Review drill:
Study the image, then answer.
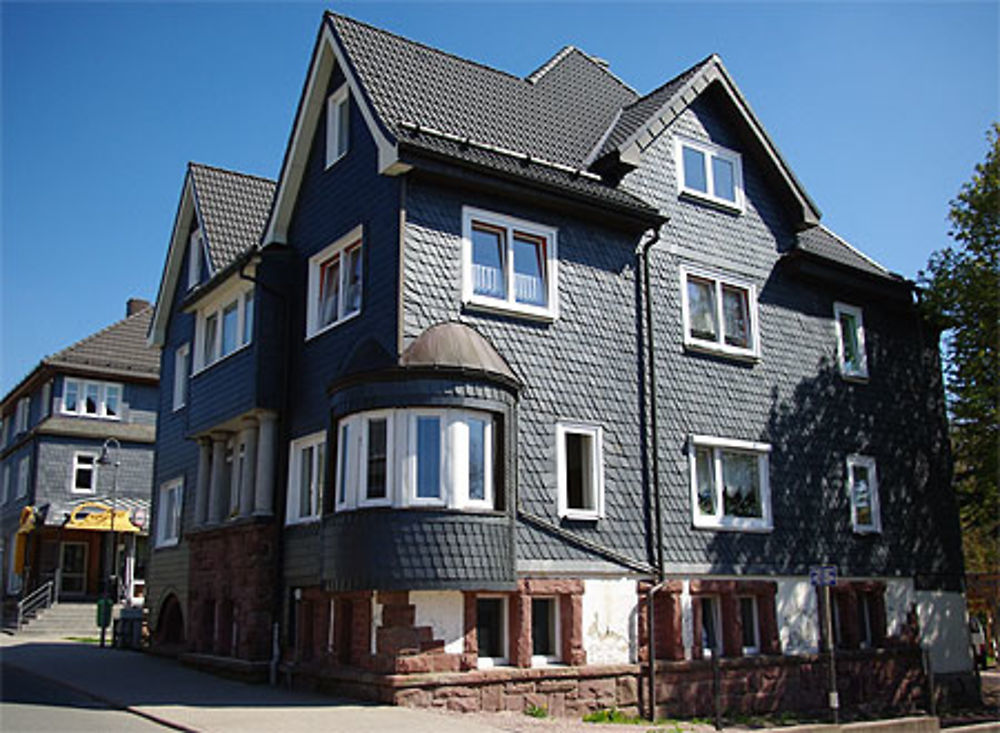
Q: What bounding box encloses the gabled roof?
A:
[591,54,821,228]
[2,306,158,412]
[148,163,275,346]
[795,225,904,283]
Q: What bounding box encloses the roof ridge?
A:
[815,224,893,276]
[327,12,526,85]
[46,305,152,366]
[527,44,637,96]
[525,45,576,84]
[188,161,277,186]
[622,53,716,112]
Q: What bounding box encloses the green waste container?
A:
[96,598,113,629]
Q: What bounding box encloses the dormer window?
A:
[187,229,205,290]
[60,380,122,420]
[325,84,350,168]
[675,136,744,212]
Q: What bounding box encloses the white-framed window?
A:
[193,280,255,372]
[16,456,29,498]
[306,225,363,339]
[680,265,759,359]
[556,421,604,520]
[61,379,123,420]
[531,596,561,666]
[286,431,326,524]
[187,229,206,290]
[675,135,745,211]
[2,465,10,504]
[834,302,868,380]
[70,452,98,494]
[173,343,190,411]
[846,454,881,534]
[325,83,350,168]
[689,435,772,532]
[40,381,51,419]
[700,595,723,658]
[461,206,558,321]
[476,595,509,668]
[739,596,761,655]
[335,408,498,512]
[15,397,29,434]
[156,477,183,547]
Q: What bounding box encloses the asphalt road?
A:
[1,663,166,732]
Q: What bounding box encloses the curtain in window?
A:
[687,278,717,340]
[722,286,749,347]
[722,451,761,517]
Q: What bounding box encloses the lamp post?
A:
[97,437,120,648]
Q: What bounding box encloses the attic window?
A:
[325,84,350,168]
[675,136,744,212]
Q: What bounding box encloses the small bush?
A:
[525,703,548,718]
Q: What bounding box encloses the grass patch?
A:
[525,703,548,718]
[63,636,101,644]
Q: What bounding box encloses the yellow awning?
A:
[65,502,142,534]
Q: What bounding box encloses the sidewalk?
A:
[1,636,507,732]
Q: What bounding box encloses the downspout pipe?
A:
[640,225,666,720]
[239,255,292,686]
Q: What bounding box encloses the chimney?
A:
[127,298,151,317]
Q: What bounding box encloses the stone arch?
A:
[155,592,186,648]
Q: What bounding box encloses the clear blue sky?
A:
[2,2,997,395]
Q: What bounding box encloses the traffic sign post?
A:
[810,566,839,724]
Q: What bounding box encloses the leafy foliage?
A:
[918,123,1000,573]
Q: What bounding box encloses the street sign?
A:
[809,565,837,587]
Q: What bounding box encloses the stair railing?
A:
[16,580,55,630]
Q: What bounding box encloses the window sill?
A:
[192,341,252,377]
[683,339,759,363]
[692,517,772,533]
[463,296,556,324]
[59,412,123,422]
[839,371,870,383]
[70,489,96,495]
[155,538,180,549]
[286,516,320,527]
[306,308,361,342]
[852,526,881,536]
[560,509,602,522]
[679,189,744,215]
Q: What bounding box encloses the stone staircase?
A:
[12,601,102,639]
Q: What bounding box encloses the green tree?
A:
[919,123,1000,574]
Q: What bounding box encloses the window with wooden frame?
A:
[834,302,869,379]
[193,281,255,372]
[680,265,759,359]
[307,225,363,339]
[286,431,326,524]
[325,83,350,168]
[556,421,604,520]
[689,435,772,532]
[71,452,98,494]
[61,379,122,420]
[156,478,183,547]
[675,135,745,212]
[462,206,558,321]
[846,454,881,534]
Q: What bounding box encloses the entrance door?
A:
[60,542,88,596]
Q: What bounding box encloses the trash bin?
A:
[116,606,144,649]
[96,598,113,630]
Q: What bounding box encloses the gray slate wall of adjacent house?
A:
[35,437,153,510]
[401,177,652,570]
[618,91,961,584]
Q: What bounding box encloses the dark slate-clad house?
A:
[1,300,159,608]
[146,13,972,716]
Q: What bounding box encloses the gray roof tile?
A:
[189,163,276,272]
[796,226,903,282]
[46,306,159,379]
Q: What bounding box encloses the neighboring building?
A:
[145,13,972,715]
[1,300,159,608]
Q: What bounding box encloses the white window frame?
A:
[16,456,29,499]
[461,206,559,322]
[59,379,123,420]
[680,265,760,360]
[192,278,255,373]
[325,83,350,169]
[739,595,761,655]
[833,302,869,380]
[700,594,724,658]
[334,408,498,513]
[173,343,190,411]
[306,225,364,340]
[187,229,206,290]
[15,397,29,433]
[674,135,745,212]
[530,595,562,666]
[688,435,772,532]
[70,451,98,494]
[286,431,326,525]
[846,454,881,534]
[156,477,183,548]
[556,421,605,521]
[476,594,509,669]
